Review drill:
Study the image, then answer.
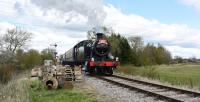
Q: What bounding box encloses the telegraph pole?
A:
[50,43,58,65]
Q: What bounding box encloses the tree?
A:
[41,48,54,61]
[128,36,144,66]
[155,44,171,64]
[174,56,184,63]
[108,34,132,64]
[128,36,144,52]
[23,49,42,69]
[119,36,131,63]
[0,50,14,64]
[87,27,96,41]
[2,28,32,53]
[141,43,157,65]
[108,34,121,56]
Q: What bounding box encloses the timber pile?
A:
[74,66,82,81]
[30,61,75,89]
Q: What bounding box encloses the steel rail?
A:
[93,75,200,102]
[112,75,200,97]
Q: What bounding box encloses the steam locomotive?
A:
[60,33,119,75]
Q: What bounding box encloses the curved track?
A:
[94,75,200,102]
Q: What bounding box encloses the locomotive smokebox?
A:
[94,33,111,56]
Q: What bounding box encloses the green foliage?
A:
[119,36,132,63]
[30,80,43,91]
[41,48,54,61]
[140,43,157,65]
[18,49,42,69]
[108,34,131,63]
[155,44,171,64]
[15,48,53,70]
[174,56,184,63]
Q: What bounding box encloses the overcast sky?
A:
[0,0,200,58]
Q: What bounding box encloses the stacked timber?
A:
[74,66,82,81]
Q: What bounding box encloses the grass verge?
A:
[0,76,30,102]
[116,64,200,89]
[0,74,103,102]
[29,80,100,102]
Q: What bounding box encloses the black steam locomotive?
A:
[61,33,119,75]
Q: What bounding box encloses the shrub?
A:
[141,66,159,79]
[0,64,15,83]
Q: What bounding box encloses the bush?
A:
[141,66,159,79]
[0,64,16,83]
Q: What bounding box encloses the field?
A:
[116,64,200,89]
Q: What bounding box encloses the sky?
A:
[0,0,200,58]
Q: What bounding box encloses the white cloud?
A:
[12,0,106,28]
[166,45,200,58]
[29,27,87,53]
[181,0,200,11]
[30,0,106,27]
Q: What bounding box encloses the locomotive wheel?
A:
[95,68,99,75]
[102,68,106,75]
[95,67,103,75]
[107,68,113,75]
[89,68,95,75]
[100,68,105,75]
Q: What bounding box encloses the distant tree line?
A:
[173,56,200,64]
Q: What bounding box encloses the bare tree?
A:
[87,27,96,41]
[2,28,32,53]
[0,36,3,50]
[128,36,144,52]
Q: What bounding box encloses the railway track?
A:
[94,75,200,102]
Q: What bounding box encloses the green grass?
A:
[116,64,200,89]
[29,80,99,102]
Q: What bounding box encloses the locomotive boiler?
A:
[61,33,119,75]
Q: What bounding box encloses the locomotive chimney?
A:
[96,33,103,40]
